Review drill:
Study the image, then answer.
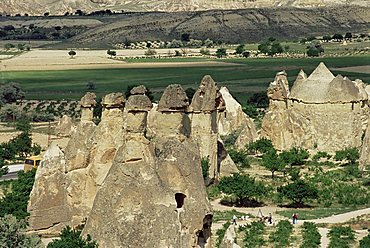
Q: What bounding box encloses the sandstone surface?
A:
[262,63,369,152]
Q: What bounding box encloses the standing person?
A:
[292,213,296,224]
[232,215,237,225]
[268,213,272,224]
[295,213,299,224]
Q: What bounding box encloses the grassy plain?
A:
[276,206,366,220]
[1,55,369,105]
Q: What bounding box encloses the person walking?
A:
[268,213,273,224]
[232,215,237,225]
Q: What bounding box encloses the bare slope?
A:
[68,7,370,45]
[1,0,369,16]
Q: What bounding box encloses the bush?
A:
[199,47,210,55]
[221,132,239,148]
[215,48,227,58]
[0,169,36,219]
[0,214,43,247]
[360,233,370,248]
[228,149,250,168]
[269,220,293,247]
[144,48,157,56]
[242,104,259,118]
[242,221,265,248]
[328,226,355,248]
[280,147,309,166]
[201,157,209,180]
[334,147,359,165]
[47,226,98,248]
[300,222,321,248]
[312,151,331,161]
[216,221,231,248]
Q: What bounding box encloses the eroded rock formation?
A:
[262,63,369,152]
[28,76,256,246]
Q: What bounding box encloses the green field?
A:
[1,56,369,105]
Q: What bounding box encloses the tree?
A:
[219,173,269,206]
[332,33,343,41]
[181,33,190,42]
[4,43,15,50]
[0,83,25,105]
[185,88,196,103]
[360,233,370,248]
[204,38,214,48]
[307,44,324,57]
[280,147,309,166]
[247,137,274,154]
[261,149,285,178]
[144,48,157,56]
[17,43,26,51]
[228,149,250,168]
[68,50,76,58]
[323,35,332,42]
[258,39,284,56]
[278,180,318,206]
[235,44,246,55]
[0,169,37,219]
[86,81,96,91]
[215,48,227,58]
[47,226,98,248]
[344,32,352,40]
[199,47,210,55]
[0,214,43,247]
[247,92,269,108]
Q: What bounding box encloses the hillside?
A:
[69,7,370,46]
[0,0,369,16]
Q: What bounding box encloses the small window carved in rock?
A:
[175,193,186,208]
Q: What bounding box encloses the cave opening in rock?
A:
[175,193,186,208]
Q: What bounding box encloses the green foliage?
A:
[4,43,15,50]
[201,157,209,180]
[247,92,268,108]
[334,147,359,165]
[0,83,25,105]
[8,132,33,158]
[0,169,36,219]
[242,104,258,118]
[215,48,227,58]
[47,226,98,248]
[144,48,157,56]
[332,33,344,41]
[261,149,285,178]
[235,44,245,55]
[280,147,309,166]
[247,138,274,154]
[199,47,210,55]
[185,88,196,103]
[216,221,231,248]
[300,222,321,248]
[68,50,76,58]
[15,118,31,132]
[312,151,331,161]
[206,185,221,200]
[228,149,250,168]
[219,173,269,206]
[278,180,318,206]
[221,132,239,148]
[360,233,370,248]
[258,39,284,56]
[269,220,293,247]
[106,49,116,57]
[213,210,247,222]
[307,44,324,57]
[328,226,355,248]
[241,221,265,248]
[0,214,43,248]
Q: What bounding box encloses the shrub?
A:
[269,220,293,247]
[199,47,210,55]
[328,226,355,248]
[242,221,265,248]
[300,222,321,248]
[334,147,359,165]
[280,147,309,166]
[215,48,227,58]
[312,151,331,161]
[201,157,209,180]
[0,169,36,219]
[360,233,370,248]
[0,214,43,247]
[221,132,239,148]
[228,149,250,168]
[47,226,98,248]
[144,48,157,56]
[216,221,231,248]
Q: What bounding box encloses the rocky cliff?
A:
[1,0,368,15]
[28,76,256,246]
[261,63,369,153]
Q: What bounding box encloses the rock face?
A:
[220,225,241,248]
[55,115,75,137]
[1,0,368,15]
[261,63,369,152]
[28,78,251,246]
[217,87,258,149]
[83,84,212,248]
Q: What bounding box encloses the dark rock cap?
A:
[157,84,189,112]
